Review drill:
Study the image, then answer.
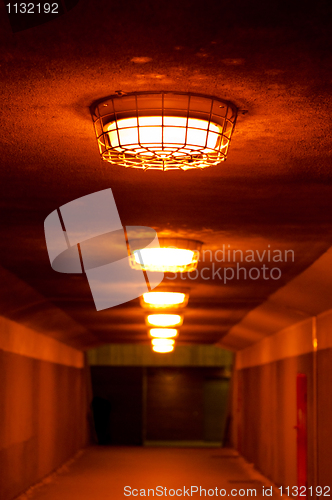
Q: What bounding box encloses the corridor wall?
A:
[0,316,90,500]
[233,310,332,489]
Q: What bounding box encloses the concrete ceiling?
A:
[1,0,332,350]
[219,246,332,350]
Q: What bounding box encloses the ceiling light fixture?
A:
[91,91,237,171]
[149,328,178,338]
[130,238,202,273]
[141,290,188,309]
[151,338,175,353]
[147,313,183,327]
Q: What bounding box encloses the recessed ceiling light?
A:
[92,91,237,171]
[130,238,202,273]
[151,338,175,353]
[147,313,183,327]
[149,328,178,338]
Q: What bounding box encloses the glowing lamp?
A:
[91,91,237,171]
[141,291,188,310]
[147,314,182,327]
[151,338,175,353]
[149,328,178,338]
[130,238,202,273]
[135,248,193,267]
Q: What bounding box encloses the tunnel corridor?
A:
[2,250,332,499]
[2,0,332,498]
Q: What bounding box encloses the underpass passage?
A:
[16,447,275,500]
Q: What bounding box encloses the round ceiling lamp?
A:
[151,338,175,353]
[91,91,237,171]
[149,328,178,338]
[141,290,189,309]
[146,313,183,327]
[130,238,202,273]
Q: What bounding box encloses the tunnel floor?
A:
[18,446,278,500]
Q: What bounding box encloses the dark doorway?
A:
[90,366,230,446]
[145,368,204,442]
[90,366,143,445]
[203,378,229,442]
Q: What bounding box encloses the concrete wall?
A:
[87,343,234,368]
[233,311,332,489]
[0,316,91,500]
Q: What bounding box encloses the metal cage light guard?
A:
[91,91,238,171]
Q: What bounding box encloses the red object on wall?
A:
[237,372,243,453]
[296,374,307,490]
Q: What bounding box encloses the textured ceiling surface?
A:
[1,0,332,350]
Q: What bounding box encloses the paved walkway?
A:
[17,447,278,500]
